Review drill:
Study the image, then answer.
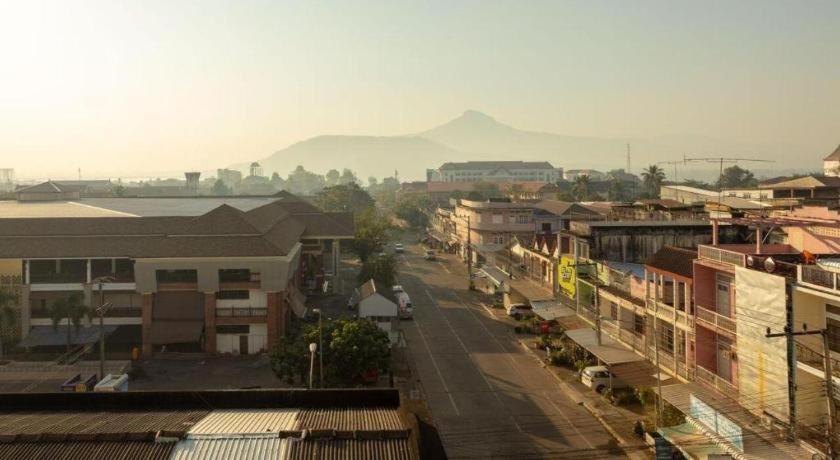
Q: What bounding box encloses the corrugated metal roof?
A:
[287,438,414,460]
[171,435,289,460]
[188,409,300,434]
[297,408,405,431]
[0,440,176,460]
[0,410,208,435]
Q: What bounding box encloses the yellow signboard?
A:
[558,256,576,299]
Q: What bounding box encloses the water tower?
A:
[249,162,263,178]
[184,171,201,194]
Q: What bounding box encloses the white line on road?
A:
[412,320,460,416]
[436,260,451,273]
[543,390,596,449]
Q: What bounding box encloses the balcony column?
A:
[24,260,30,284]
[82,284,93,327]
[266,292,280,348]
[20,285,30,338]
[203,292,216,353]
[712,220,719,246]
[141,293,153,356]
[86,259,91,284]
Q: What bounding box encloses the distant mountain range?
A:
[230,110,819,182]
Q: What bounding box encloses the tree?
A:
[571,175,592,201]
[681,179,710,190]
[608,178,627,202]
[339,168,359,186]
[286,166,326,195]
[270,172,285,190]
[315,183,375,214]
[716,165,757,189]
[47,293,90,352]
[113,185,126,197]
[473,181,502,200]
[357,254,397,289]
[0,289,17,359]
[395,194,431,228]
[271,319,389,387]
[211,179,232,196]
[641,165,666,198]
[325,169,340,187]
[349,208,394,262]
[507,183,525,200]
[368,176,378,188]
[328,319,391,384]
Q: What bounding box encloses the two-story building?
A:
[427,161,562,183]
[0,192,353,356]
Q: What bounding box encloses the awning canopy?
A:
[659,422,726,459]
[479,266,509,287]
[609,360,674,387]
[149,320,204,345]
[290,287,307,318]
[19,325,117,348]
[507,276,554,302]
[564,328,646,366]
[530,300,575,321]
[658,382,813,459]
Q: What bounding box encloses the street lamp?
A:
[312,308,323,388]
[92,275,115,381]
[308,342,317,389]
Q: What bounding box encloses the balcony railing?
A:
[799,265,840,292]
[216,307,267,318]
[698,245,746,267]
[696,364,738,395]
[695,305,737,335]
[29,273,87,284]
[796,341,840,379]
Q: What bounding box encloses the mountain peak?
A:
[459,109,497,122]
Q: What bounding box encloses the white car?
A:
[394,243,404,253]
[392,285,404,295]
[581,365,627,393]
[396,292,413,320]
[505,303,534,319]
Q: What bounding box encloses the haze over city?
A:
[2,0,839,180]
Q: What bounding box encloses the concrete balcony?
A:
[798,264,840,294]
[695,304,737,338]
[216,307,267,318]
[696,364,738,395]
[697,245,746,267]
[645,299,695,331]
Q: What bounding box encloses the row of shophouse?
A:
[429,197,840,459]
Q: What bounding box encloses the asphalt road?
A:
[397,242,623,459]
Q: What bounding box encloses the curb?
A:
[515,338,651,460]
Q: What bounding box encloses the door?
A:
[717,344,732,382]
[239,335,249,355]
[716,276,732,317]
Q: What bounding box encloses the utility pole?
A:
[653,296,663,428]
[765,280,816,443]
[626,144,631,173]
[594,284,602,346]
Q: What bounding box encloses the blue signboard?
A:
[689,393,743,452]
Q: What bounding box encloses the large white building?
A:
[426,161,562,183]
[823,144,840,177]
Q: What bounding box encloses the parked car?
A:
[394,243,404,253]
[505,303,534,319]
[397,292,413,319]
[581,365,627,393]
[424,250,436,260]
[392,285,404,295]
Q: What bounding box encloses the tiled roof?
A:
[645,246,698,279]
[15,181,68,194]
[438,161,556,171]
[823,144,840,161]
[534,200,603,217]
[0,193,353,258]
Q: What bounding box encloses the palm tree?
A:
[571,175,591,201]
[47,293,90,353]
[641,165,666,198]
[0,289,17,359]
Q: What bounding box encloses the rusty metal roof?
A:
[297,407,406,431]
[287,438,415,460]
[0,410,208,436]
[0,440,176,460]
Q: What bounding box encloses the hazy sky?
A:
[1,0,839,179]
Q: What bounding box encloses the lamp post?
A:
[92,276,115,381]
[308,342,317,389]
[313,308,323,388]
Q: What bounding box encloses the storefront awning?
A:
[149,320,204,345]
[609,360,674,387]
[19,325,117,348]
[659,422,726,459]
[290,287,307,318]
[479,266,509,287]
[657,382,813,459]
[564,328,646,366]
[530,300,575,321]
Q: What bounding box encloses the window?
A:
[541,223,552,232]
[828,317,840,354]
[219,269,258,283]
[609,302,618,320]
[216,290,249,300]
[217,325,249,334]
[492,214,503,224]
[633,314,645,334]
[156,269,197,283]
[517,215,530,224]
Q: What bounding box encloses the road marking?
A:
[412,321,460,416]
[423,288,523,433]
[436,260,451,273]
[543,390,596,449]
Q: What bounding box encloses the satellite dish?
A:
[746,255,755,267]
[764,257,776,273]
